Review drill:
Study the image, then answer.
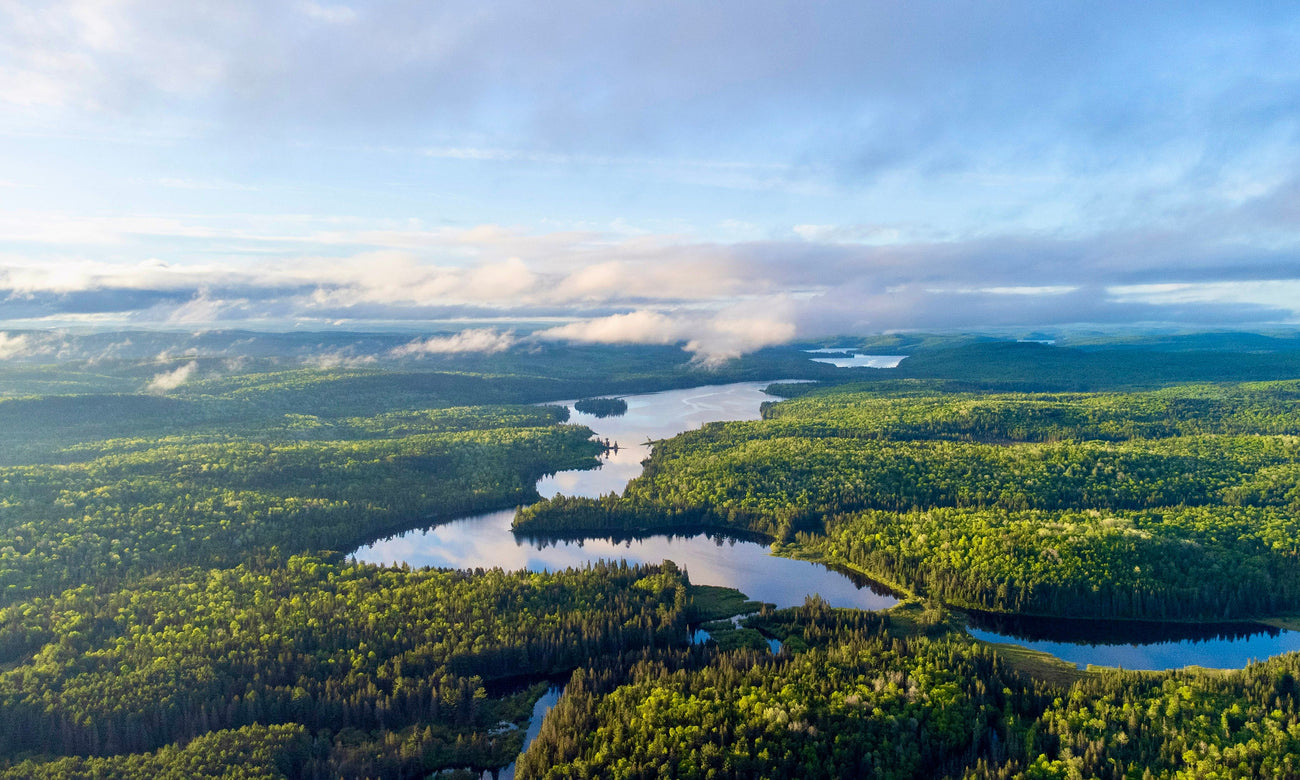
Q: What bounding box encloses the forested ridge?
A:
[0,408,600,603]
[516,381,1300,620]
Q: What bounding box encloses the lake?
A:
[803,349,908,368]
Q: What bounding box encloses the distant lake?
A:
[803,349,907,368]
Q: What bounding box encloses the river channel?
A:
[355,382,898,612]
[353,380,1300,770]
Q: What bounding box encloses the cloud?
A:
[307,350,378,368]
[7,0,1295,184]
[84,338,135,365]
[0,332,35,359]
[392,328,519,356]
[690,308,798,365]
[1,208,1299,358]
[535,305,797,365]
[535,311,686,346]
[145,362,198,393]
[0,331,67,360]
[166,292,246,324]
[0,2,1297,358]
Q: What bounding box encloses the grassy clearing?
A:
[687,584,768,622]
[973,638,1093,686]
[1263,616,1300,632]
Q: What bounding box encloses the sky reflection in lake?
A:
[803,350,908,368]
[969,626,1300,671]
[355,381,897,611]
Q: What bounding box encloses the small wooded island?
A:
[573,396,628,417]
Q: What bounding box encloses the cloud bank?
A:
[393,328,519,356]
[0,209,1298,362]
[1,3,1299,360]
[145,362,198,394]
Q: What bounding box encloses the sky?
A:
[1,1,1299,361]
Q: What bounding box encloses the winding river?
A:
[355,382,898,612]
[354,381,1300,715]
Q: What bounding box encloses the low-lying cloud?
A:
[535,305,798,365]
[536,311,686,346]
[145,362,198,394]
[0,332,36,360]
[2,204,1299,362]
[392,328,519,356]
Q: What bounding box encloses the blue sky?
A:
[1,1,1299,360]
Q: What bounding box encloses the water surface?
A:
[537,382,782,498]
[803,349,908,368]
[357,382,897,611]
[495,685,563,780]
[970,625,1300,671]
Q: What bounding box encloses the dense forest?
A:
[0,407,599,602]
[0,341,814,777]
[5,335,1300,777]
[519,601,1300,779]
[0,555,691,777]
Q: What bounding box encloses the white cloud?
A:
[1107,280,1300,314]
[299,2,357,24]
[980,286,1078,296]
[392,328,519,356]
[535,311,686,346]
[535,305,797,365]
[307,350,378,368]
[0,332,34,359]
[145,361,197,393]
[167,293,242,324]
[689,309,797,365]
[0,211,1298,354]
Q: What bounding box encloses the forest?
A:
[0,407,599,602]
[0,342,804,777]
[0,555,691,777]
[517,600,1300,779]
[4,336,1300,776]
